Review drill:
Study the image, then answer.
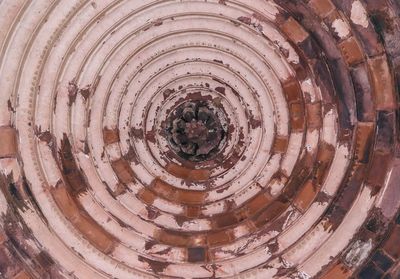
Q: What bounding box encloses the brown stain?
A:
[320,262,351,279]
[153,18,163,26]
[123,144,139,164]
[252,200,288,228]
[282,162,312,200]
[244,192,273,216]
[138,256,169,274]
[144,240,157,250]
[289,102,305,131]
[293,179,319,212]
[185,206,201,218]
[249,114,262,129]
[375,111,395,152]
[280,17,309,44]
[272,136,289,154]
[34,126,54,144]
[315,191,331,205]
[282,78,303,103]
[145,127,157,144]
[79,86,91,101]
[207,229,235,246]
[174,215,189,227]
[149,178,206,205]
[59,134,88,194]
[155,230,194,247]
[0,173,28,213]
[111,158,136,184]
[314,142,335,185]
[308,0,335,18]
[137,187,157,204]
[213,212,237,228]
[214,87,225,94]
[146,206,161,220]
[166,163,211,181]
[130,127,144,140]
[306,102,322,130]
[50,183,116,254]
[163,88,175,99]
[339,36,365,65]
[67,80,78,106]
[368,55,397,110]
[103,128,120,144]
[0,126,17,158]
[355,122,375,163]
[237,16,252,25]
[351,64,375,122]
[7,99,15,113]
[366,151,393,195]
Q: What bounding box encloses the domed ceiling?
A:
[0,0,399,278]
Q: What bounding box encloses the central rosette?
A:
[165,100,225,162]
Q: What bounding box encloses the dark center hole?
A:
[165,100,225,162]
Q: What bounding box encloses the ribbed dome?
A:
[0,1,399,278]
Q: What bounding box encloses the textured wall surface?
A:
[0,0,399,278]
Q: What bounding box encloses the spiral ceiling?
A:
[0,0,399,278]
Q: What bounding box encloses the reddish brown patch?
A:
[207,229,235,246]
[185,206,201,218]
[294,180,319,212]
[103,128,119,144]
[289,102,305,131]
[280,17,309,44]
[252,200,288,228]
[308,0,335,18]
[13,271,32,279]
[245,192,273,216]
[339,37,365,65]
[272,136,289,154]
[0,126,17,158]
[366,151,393,195]
[282,79,303,103]
[368,55,397,110]
[150,178,206,205]
[156,230,193,247]
[111,159,135,184]
[137,188,157,204]
[306,102,322,129]
[321,262,351,279]
[166,163,211,181]
[50,183,116,254]
[355,122,375,163]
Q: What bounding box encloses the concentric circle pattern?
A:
[0,0,400,278]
